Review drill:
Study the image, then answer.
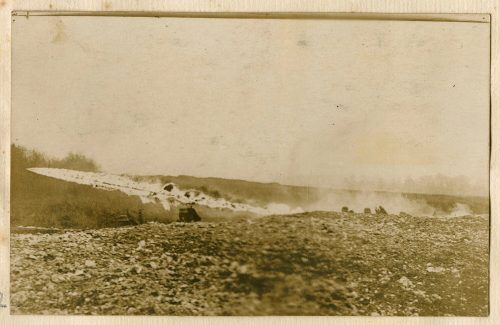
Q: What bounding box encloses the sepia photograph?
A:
[8,12,491,316]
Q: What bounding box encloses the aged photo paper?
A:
[0,1,499,325]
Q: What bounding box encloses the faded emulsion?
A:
[9,13,490,316]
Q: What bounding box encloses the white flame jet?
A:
[27,168,279,215]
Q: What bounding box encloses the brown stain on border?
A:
[51,19,66,43]
[10,11,490,23]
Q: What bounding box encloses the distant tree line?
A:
[340,174,488,197]
[10,144,170,229]
[11,144,100,172]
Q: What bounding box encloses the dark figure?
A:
[341,206,349,213]
[163,184,174,192]
[115,214,131,226]
[364,208,372,214]
[138,209,145,224]
[122,209,145,225]
[178,205,201,222]
[375,205,388,215]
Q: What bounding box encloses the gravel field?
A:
[11,212,489,316]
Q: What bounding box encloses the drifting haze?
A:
[12,16,490,196]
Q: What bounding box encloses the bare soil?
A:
[10,212,489,316]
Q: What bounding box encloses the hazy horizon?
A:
[11,141,488,198]
[12,16,490,196]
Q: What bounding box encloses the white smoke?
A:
[302,190,437,216]
[27,168,300,216]
[265,203,304,215]
[448,203,473,218]
[27,168,477,218]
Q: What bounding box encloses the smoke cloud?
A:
[304,190,437,216]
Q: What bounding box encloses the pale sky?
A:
[12,16,490,193]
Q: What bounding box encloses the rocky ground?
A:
[10,212,489,316]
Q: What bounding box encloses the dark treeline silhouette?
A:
[12,144,101,173]
[11,144,170,229]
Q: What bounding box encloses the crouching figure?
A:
[375,205,388,215]
[178,204,201,222]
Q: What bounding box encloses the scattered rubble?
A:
[426,266,446,273]
[11,212,488,316]
[398,276,414,289]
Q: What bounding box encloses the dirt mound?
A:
[10,212,488,315]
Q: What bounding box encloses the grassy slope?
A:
[135,174,489,214]
[11,170,172,228]
[13,169,489,229]
[132,174,321,208]
[11,144,489,229]
[11,145,171,229]
[11,212,488,316]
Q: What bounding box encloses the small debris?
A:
[10,211,489,316]
[398,276,414,289]
[84,260,96,268]
[426,266,446,273]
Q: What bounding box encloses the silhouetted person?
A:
[138,209,145,224]
[375,206,388,215]
[125,209,145,225]
[178,204,201,222]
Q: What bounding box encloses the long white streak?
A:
[27,168,303,215]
